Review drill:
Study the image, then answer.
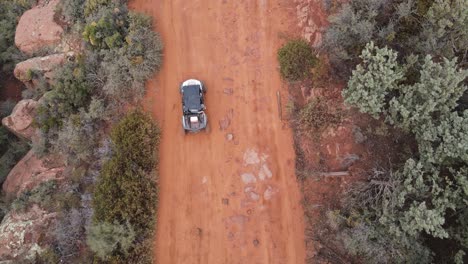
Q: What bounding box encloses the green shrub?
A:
[59,0,85,23]
[91,111,159,261]
[93,111,159,230]
[84,0,111,17]
[322,0,468,77]
[342,42,468,261]
[82,9,126,49]
[33,247,61,264]
[52,99,106,164]
[98,12,163,102]
[11,180,57,212]
[36,62,92,132]
[110,110,159,171]
[278,39,317,81]
[87,222,136,259]
[0,0,32,71]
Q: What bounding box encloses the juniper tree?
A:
[342,42,468,262]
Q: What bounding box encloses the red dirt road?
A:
[129,1,305,263]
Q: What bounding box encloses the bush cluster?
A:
[0,0,32,71]
[316,0,468,262]
[90,110,160,263]
[12,0,165,262]
[278,39,317,81]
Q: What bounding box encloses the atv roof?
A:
[183,85,202,112]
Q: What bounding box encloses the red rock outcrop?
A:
[1,100,38,141]
[14,0,63,55]
[0,205,57,261]
[13,53,68,84]
[2,151,65,198]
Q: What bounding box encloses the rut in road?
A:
[129,0,306,263]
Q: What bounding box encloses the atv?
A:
[180,79,208,133]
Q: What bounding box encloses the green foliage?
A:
[52,98,106,164]
[87,221,136,259]
[33,247,61,264]
[343,42,404,117]
[342,42,468,261]
[322,0,468,77]
[341,221,433,263]
[60,0,86,23]
[11,180,57,212]
[36,62,92,132]
[84,0,111,17]
[277,39,317,81]
[99,12,163,102]
[92,111,159,261]
[417,0,468,62]
[82,9,126,49]
[387,56,467,132]
[321,0,390,76]
[0,0,31,71]
[110,110,159,171]
[321,0,468,262]
[417,111,468,165]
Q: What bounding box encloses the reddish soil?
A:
[129,1,306,263]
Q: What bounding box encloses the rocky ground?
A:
[0,0,72,260]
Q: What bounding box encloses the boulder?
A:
[14,53,69,84]
[0,205,56,261]
[1,100,38,141]
[14,0,63,55]
[2,151,65,198]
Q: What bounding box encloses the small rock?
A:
[219,118,231,130]
[243,149,260,165]
[226,133,234,141]
[249,192,260,201]
[223,88,234,95]
[258,164,273,180]
[228,215,249,225]
[264,185,278,200]
[253,239,260,247]
[222,198,229,205]
[241,173,256,184]
[195,227,203,237]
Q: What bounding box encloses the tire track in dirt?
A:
[129,1,306,263]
